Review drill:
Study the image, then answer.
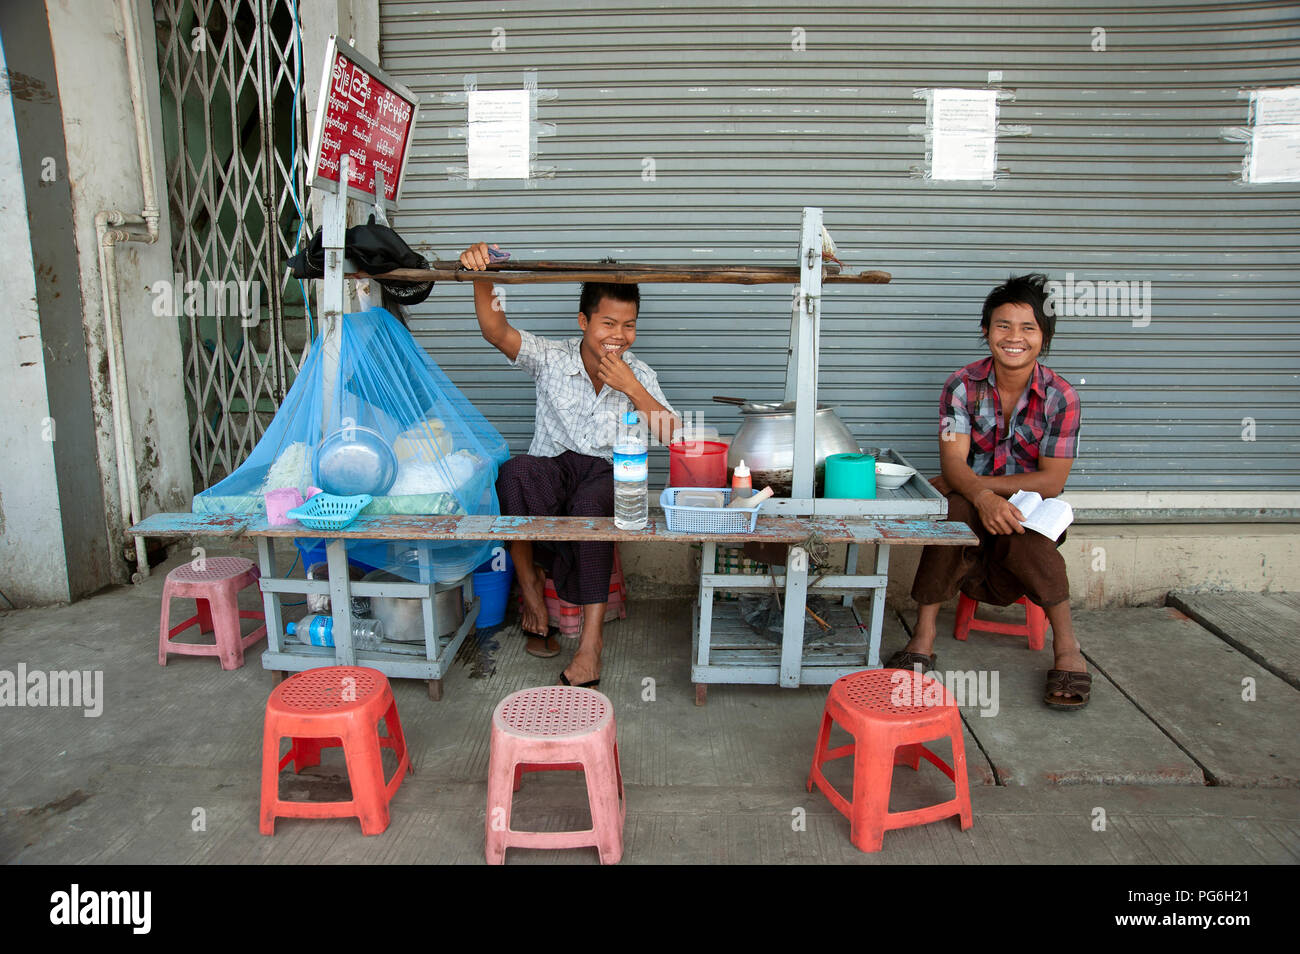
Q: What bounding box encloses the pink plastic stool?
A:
[485,686,625,865]
[954,593,1047,651]
[159,556,267,670]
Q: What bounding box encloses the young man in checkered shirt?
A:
[460,242,679,687]
[890,274,1091,709]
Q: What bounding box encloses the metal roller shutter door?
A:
[378,0,1300,493]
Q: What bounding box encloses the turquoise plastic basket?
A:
[284,493,373,531]
[659,487,763,533]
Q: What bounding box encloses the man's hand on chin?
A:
[597,351,640,396]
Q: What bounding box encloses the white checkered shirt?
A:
[510,328,675,460]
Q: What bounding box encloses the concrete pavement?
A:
[1,547,1297,864]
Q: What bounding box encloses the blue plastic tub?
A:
[472,546,515,628]
[293,538,382,576]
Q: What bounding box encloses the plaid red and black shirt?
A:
[939,357,1080,476]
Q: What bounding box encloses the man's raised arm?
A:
[459,241,522,361]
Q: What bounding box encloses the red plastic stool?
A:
[259,666,412,836]
[158,556,267,670]
[807,668,972,852]
[523,545,629,636]
[954,593,1047,651]
[485,686,625,864]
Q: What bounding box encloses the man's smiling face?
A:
[984,301,1043,375]
[578,295,638,364]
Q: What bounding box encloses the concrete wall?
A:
[44,0,191,563]
[0,0,192,607]
[0,40,69,606]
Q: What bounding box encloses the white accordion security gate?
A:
[154,0,315,489]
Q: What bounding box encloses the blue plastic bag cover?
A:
[194,307,510,582]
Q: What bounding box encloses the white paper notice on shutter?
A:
[467,89,531,179]
[931,89,998,181]
[1248,87,1300,183]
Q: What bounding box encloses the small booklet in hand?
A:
[1009,490,1074,540]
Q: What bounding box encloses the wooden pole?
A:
[358,264,892,285]
[441,260,843,274]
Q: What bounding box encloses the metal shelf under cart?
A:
[252,524,476,701]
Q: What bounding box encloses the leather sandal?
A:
[524,626,562,658]
[559,670,599,689]
[884,650,937,672]
[1044,669,1091,710]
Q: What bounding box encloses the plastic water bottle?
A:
[613,410,648,531]
[351,618,385,650]
[287,614,386,650]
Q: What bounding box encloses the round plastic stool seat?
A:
[270,666,390,717]
[167,556,258,585]
[494,685,612,739]
[834,668,956,722]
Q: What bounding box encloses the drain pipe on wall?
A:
[95,211,149,578]
[95,0,161,581]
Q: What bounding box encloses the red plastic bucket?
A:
[669,440,728,487]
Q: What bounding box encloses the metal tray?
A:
[759,447,947,519]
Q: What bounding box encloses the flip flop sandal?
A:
[1044,669,1092,710]
[884,650,937,672]
[524,626,562,658]
[559,670,600,689]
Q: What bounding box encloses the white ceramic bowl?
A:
[875,462,917,490]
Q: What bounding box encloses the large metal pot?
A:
[361,569,464,642]
[725,402,860,497]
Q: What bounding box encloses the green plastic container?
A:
[824,453,877,499]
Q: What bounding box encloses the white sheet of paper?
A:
[1254,87,1300,126]
[1249,87,1300,183]
[467,89,530,179]
[931,89,998,180]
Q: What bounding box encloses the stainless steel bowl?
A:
[361,569,464,642]
[725,402,861,495]
[314,425,398,497]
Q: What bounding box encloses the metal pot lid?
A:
[314,425,398,497]
[738,400,836,415]
[714,394,838,415]
[714,395,791,414]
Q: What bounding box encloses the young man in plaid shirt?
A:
[890,274,1090,709]
[459,242,679,688]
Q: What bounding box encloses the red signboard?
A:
[308,39,418,208]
